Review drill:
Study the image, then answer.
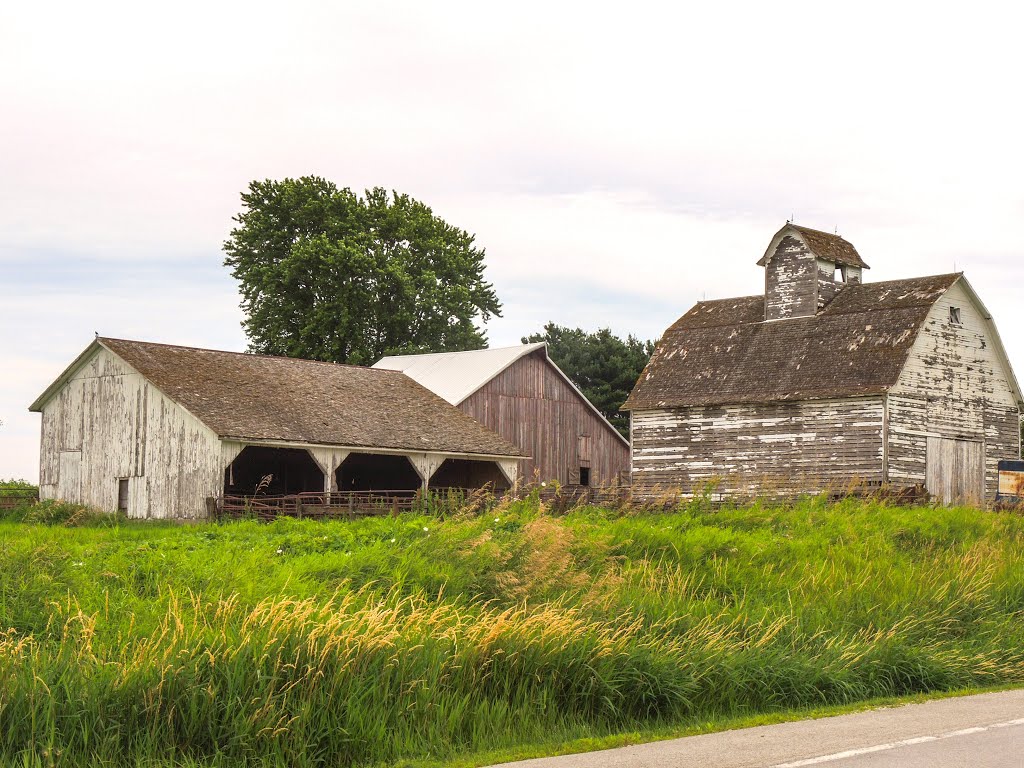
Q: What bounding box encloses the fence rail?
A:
[210,489,483,521]
[210,484,637,521]
[0,488,39,510]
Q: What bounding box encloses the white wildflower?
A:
[390,538,396,543]
[423,527,429,532]
[276,548,283,554]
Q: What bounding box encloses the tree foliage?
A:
[224,177,501,364]
[523,323,654,437]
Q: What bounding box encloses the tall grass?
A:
[2,496,1024,766]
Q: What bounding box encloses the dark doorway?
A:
[336,453,422,491]
[117,479,129,512]
[225,446,325,496]
[430,458,510,491]
[578,466,591,487]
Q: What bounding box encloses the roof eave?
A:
[757,223,870,269]
[216,435,525,460]
[452,342,548,405]
[624,390,889,411]
[537,351,631,448]
[28,338,104,412]
[952,275,1024,407]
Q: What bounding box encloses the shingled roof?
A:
[45,339,523,457]
[757,223,869,269]
[623,274,962,410]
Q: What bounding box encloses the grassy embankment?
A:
[2,490,1024,767]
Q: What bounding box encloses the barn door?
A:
[57,450,81,502]
[926,437,985,506]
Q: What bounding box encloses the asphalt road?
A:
[487,689,1024,768]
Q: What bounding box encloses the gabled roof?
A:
[31,338,523,458]
[623,274,964,410]
[374,343,630,447]
[758,223,869,269]
[374,343,547,405]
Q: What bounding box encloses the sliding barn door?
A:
[926,437,985,506]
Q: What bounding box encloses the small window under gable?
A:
[834,265,847,283]
[950,306,962,326]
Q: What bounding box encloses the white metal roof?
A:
[373,342,630,447]
[373,343,547,405]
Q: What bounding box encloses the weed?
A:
[1,498,1023,766]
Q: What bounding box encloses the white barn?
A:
[624,224,1023,505]
[30,338,523,518]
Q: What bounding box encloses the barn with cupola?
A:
[624,223,1022,505]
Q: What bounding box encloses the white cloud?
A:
[2,0,1023,480]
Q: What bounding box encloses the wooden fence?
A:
[0,488,39,510]
[209,489,483,521]
[209,484,638,522]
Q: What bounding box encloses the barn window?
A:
[579,467,591,486]
[834,265,847,283]
[117,479,129,513]
[950,307,962,325]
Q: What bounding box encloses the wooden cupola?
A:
[758,223,869,320]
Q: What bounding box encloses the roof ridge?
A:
[789,223,851,240]
[377,342,545,361]
[98,337,406,374]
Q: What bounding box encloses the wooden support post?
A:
[307,448,349,494]
[497,459,521,488]
[408,453,445,492]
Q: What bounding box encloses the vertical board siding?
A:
[38,347,222,519]
[888,281,1021,501]
[925,436,985,506]
[816,260,841,309]
[459,350,629,485]
[765,236,818,320]
[631,397,885,497]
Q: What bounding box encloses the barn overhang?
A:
[219,437,524,494]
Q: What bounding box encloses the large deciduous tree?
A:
[224,177,501,365]
[523,323,655,437]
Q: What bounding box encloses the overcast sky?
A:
[3,1,1023,481]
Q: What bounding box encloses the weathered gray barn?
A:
[30,338,523,518]
[374,343,630,486]
[624,223,1023,505]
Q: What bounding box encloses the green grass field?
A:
[2,493,1024,767]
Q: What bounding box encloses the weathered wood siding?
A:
[887,281,1021,501]
[816,259,842,309]
[459,350,630,485]
[38,347,222,518]
[631,397,885,496]
[765,236,819,320]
